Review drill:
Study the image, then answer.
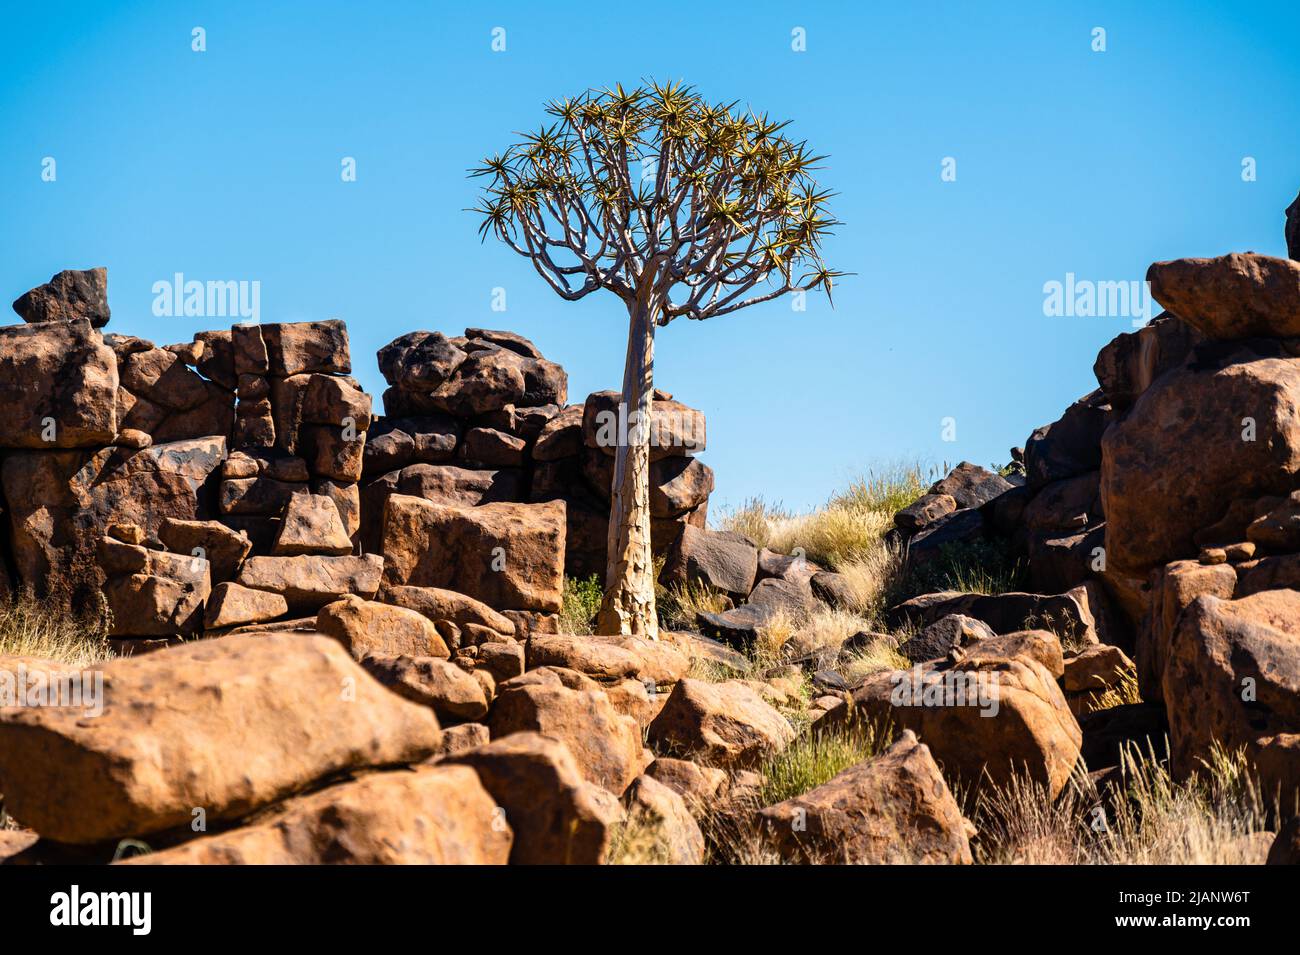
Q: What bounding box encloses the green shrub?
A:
[558,574,603,635]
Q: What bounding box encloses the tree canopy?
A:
[472,81,843,320]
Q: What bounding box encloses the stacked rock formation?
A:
[365,328,713,583]
[0,276,717,656]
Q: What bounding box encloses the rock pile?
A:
[5,226,1299,866]
[365,328,712,582]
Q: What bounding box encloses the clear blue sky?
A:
[2,1,1297,513]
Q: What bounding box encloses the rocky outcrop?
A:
[124,765,511,865]
[0,634,441,843]
[758,731,974,864]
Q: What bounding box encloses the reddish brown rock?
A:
[583,390,705,460]
[262,320,351,376]
[316,594,449,659]
[442,732,625,864]
[621,774,706,864]
[1147,253,1300,340]
[0,633,441,843]
[235,554,383,610]
[757,730,973,864]
[99,539,211,636]
[360,653,489,722]
[125,764,508,865]
[647,678,794,769]
[1163,590,1300,780]
[382,495,565,613]
[380,584,516,638]
[835,654,1082,797]
[272,492,353,556]
[658,524,758,599]
[12,267,110,328]
[0,319,118,448]
[526,633,689,686]
[204,581,289,629]
[490,667,645,793]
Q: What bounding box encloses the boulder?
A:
[525,633,689,686]
[316,593,449,659]
[0,633,441,843]
[644,757,728,813]
[235,554,383,610]
[464,327,544,359]
[1288,190,1300,261]
[888,589,1098,646]
[158,518,251,583]
[1147,253,1300,340]
[1268,817,1300,865]
[219,475,302,515]
[1063,643,1135,693]
[381,495,564,613]
[442,732,625,864]
[658,524,758,599]
[1163,590,1300,780]
[1093,312,1202,410]
[414,347,566,417]
[459,427,526,468]
[271,492,353,556]
[380,584,516,638]
[204,581,289,629]
[927,462,1013,509]
[261,320,351,376]
[582,390,706,459]
[1246,491,1300,552]
[378,331,467,389]
[809,570,854,608]
[12,267,110,328]
[1102,351,1300,577]
[647,678,794,769]
[98,538,211,636]
[837,654,1081,797]
[125,764,508,865]
[1138,559,1238,700]
[895,493,958,534]
[695,577,816,647]
[359,653,489,722]
[490,667,645,793]
[622,774,705,864]
[0,319,118,447]
[898,613,997,664]
[1024,392,1110,488]
[532,404,584,461]
[905,508,985,564]
[757,730,973,864]
[649,456,715,517]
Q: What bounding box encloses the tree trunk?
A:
[596,295,658,639]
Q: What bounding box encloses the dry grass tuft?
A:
[973,742,1278,865]
[0,592,113,667]
[717,464,929,571]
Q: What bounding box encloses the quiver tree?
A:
[473,82,842,638]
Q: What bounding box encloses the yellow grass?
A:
[0,593,113,667]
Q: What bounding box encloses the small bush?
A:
[894,537,1026,602]
[558,574,603,635]
[757,718,892,806]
